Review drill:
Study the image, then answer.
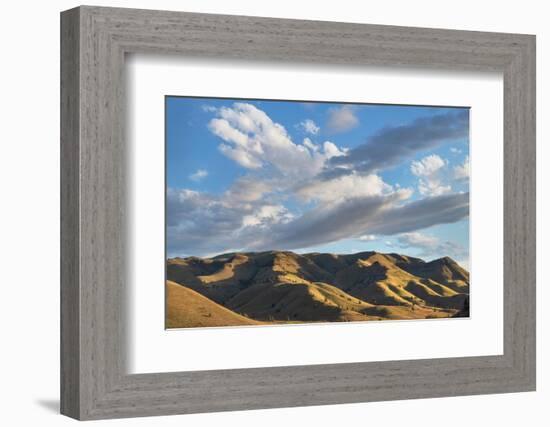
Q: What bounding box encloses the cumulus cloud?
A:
[450,147,462,154]
[166,187,277,255]
[168,104,470,257]
[242,205,293,228]
[298,119,320,135]
[302,137,318,152]
[410,154,451,197]
[418,180,451,197]
[323,141,347,158]
[296,173,395,203]
[208,103,345,177]
[411,154,446,177]
[454,155,470,181]
[329,109,468,176]
[189,169,208,181]
[326,105,359,133]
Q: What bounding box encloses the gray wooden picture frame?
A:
[60,5,536,420]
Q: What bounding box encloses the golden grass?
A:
[166,250,469,327]
[166,280,263,329]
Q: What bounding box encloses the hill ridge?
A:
[166,250,469,328]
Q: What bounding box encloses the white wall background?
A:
[0,0,546,425]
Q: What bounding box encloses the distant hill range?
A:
[166,251,470,328]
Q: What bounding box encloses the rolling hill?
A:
[166,280,263,328]
[166,251,469,328]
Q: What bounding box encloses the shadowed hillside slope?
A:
[167,251,469,328]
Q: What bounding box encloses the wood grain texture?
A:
[60,5,536,420]
[60,7,80,419]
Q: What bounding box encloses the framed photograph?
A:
[61,6,536,420]
[165,96,471,329]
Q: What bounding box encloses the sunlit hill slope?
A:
[166,251,470,329]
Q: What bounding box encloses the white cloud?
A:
[207,103,345,177]
[418,180,451,197]
[326,105,359,133]
[167,187,281,255]
[189,169,208,181]
[218,143,263,169]
[168,185,469,256]
[242,205,293,228]
[168,105,470,257]
[298,119,320,135]
[303,137,318,152]
[296,173,398,203]
[450,147,462,154]
[262,192,467,251]
[397,231,468,263]
[397,232,439,250]
[454,155,470,180]
[329,109,468,175]
[323,141,347,158]
[411,154,446,177]
[411,154,451,197]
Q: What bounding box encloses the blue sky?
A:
[166,97,470,268]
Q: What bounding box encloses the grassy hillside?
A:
[166,280,263,328]
[166,250,469,328]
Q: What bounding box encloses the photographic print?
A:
[165,97,470,329]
